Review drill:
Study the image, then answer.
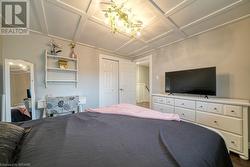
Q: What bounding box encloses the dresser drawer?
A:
[153,103,164,112]
[153,103,174,114]
[207,103,223,114]
[220,131,243,152]
[175,99,196,110]
[224,105,242,118]
[196,112,242,135]
[157,97,166,104]
[164,105,175,114]
[175,107,195,122]
[196,101,207,111]
[166,98,174,106]
[152,96,159,103]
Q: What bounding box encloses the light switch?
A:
[37,100,45,109]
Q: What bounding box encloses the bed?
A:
[1,104,232,167]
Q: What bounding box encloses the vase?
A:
[70,50,77,59]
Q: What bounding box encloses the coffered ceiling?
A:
[30,0,250,58]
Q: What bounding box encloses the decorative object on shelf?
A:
[69,42,78,59]
[100,0,143,37]
[48,40,62,55]
[58,59,68,69]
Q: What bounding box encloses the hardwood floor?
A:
[136,102,150,108]
[230,152,250,167]
[137,102,250,166]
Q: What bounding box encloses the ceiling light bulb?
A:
[19,64,23,67]
[136,31,141,36]
[9,62,14,65]
[104,18,109,24]
[117,21,123,27]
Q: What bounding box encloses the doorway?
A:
[99,58,119,107]
[135,56,152,109]
[99,55,136,107]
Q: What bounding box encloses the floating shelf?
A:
[47,54,77,61]
[47,67,78,72]
[47,80,78,83]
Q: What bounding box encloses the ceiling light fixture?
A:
[101,0,143,37]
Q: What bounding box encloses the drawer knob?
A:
[214,120,217,123]
[182,113,185,116]
[182,103,185,105]
[231,141,235,144]
[200,106,203,108]
[231,110,235,113]
[214,107,217,110]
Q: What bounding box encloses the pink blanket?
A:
[86,104,180,121]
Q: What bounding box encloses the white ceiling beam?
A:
[73,0,94,42]
[128,45,150,55]
[148,0,188,38]
[73,15,87,42]
[187,14,250,39]
[130,49,155,58]
[127,29,173,56]
[114,39,134,52]
[47,0,85,15]
[180,0,246,30]
[146,29,173,43]
[164,0,197,17]
[33,0,49,35]
[132,13,250,58]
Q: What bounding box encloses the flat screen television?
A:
[165,67,216,96]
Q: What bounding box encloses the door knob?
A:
[120,88,124,91]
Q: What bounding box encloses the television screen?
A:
[165,67,216,96]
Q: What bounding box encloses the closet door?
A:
[119,61,136,104]
[100,58,119,107]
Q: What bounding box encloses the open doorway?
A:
[135,56,152,109]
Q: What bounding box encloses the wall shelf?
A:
[45,50,78,88]
[47,67,78,72]
[47,54,77,61]
[47,80,78,83]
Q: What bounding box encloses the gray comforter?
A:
[18,112,232,167]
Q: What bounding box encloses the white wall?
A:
[152,18,250,100]
[136,65,149,102]
[0,36,3,120]
[1,33,124,118]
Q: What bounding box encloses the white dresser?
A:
[152,94,250,160]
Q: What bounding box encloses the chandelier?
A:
[101,0,143,37]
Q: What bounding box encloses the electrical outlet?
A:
[79,96,86,105]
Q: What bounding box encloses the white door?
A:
[119,62,136,104]
[100,58,119,107]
